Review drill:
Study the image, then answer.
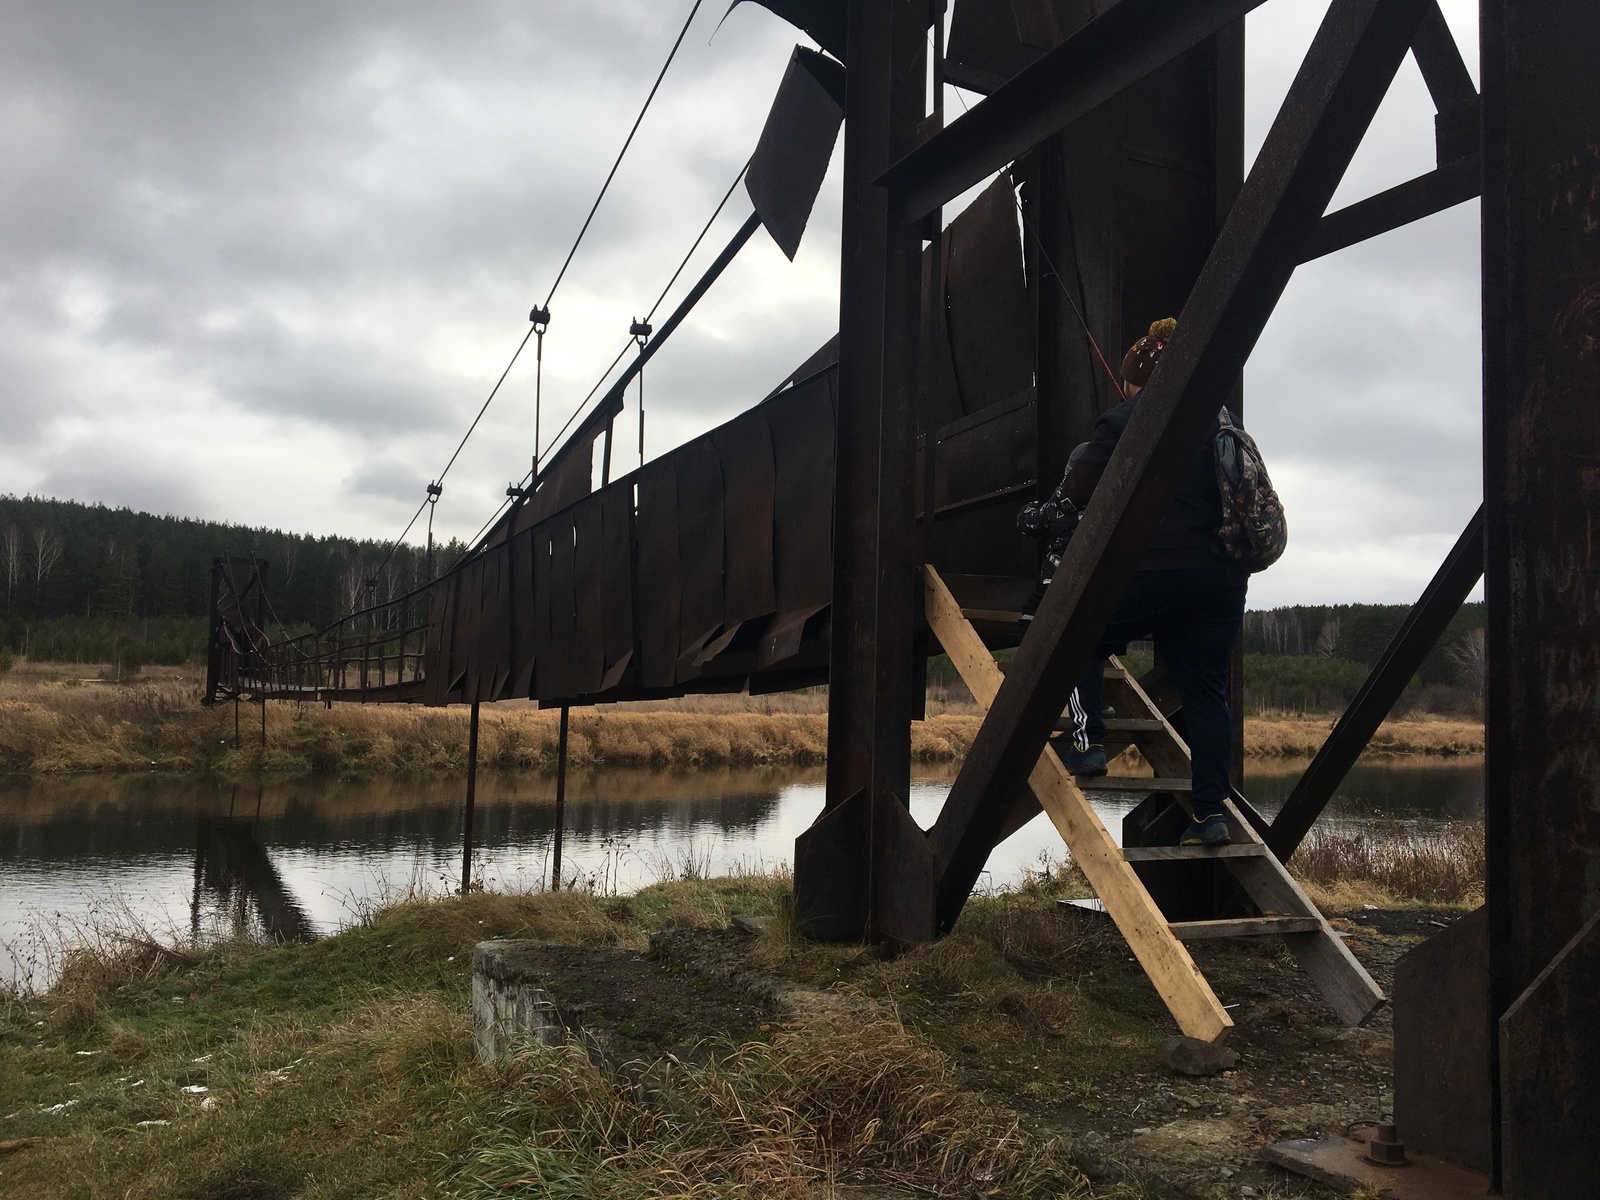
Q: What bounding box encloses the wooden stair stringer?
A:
[925,565,1234,1043]
[1100,658,1385,1026]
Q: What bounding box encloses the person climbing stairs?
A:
[923,564,1384,1044]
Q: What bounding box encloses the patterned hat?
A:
[1121,318,1177,388]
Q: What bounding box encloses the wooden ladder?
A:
[924,564,1384,1043]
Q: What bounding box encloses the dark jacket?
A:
[1076,396,1242,575]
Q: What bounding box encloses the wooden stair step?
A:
[1052,717,1166,734]
[961,607,1024,625]
[1169,916,1324,940]
[922,565,1386,1040]
[1085,775,1192,791]
[1122,843,1270,862]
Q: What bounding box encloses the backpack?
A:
[1213,408,1287,572]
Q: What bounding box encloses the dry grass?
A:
[1291,820,1484,907]
[1245,715,1483,758]
[1,658,1484,776]
[455,1012,1093,1200]
[0,871,1129,1200]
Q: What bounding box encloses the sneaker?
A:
[1179,812,1232,847]
[1060,743,1108,777]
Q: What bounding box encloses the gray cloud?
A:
[0,0,1488,607]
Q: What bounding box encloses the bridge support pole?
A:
[552,705,569,891]
[1479,0,1600,1189]
[462,700,479,893]
[797,0,935,950]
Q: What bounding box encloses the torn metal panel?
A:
[943,174,1034,413]
[635,459,682,688]
[747,46,847,261]
[509,529,537,698]
[674,436,727,679]
[599,481,635,689]
[479,545,511,702]
[543,514,578,702]
[571,496,606,696]
[765,374,835,665]
[456,558,485,705]
[945,0,1038,95]
[712,411,778,626]
[729,0,847,62]
[531,526,554,700]
[422,579,454,706]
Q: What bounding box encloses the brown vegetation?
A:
[1244,714,1483,758]
[0,658,1484,776]
[1291,820,1484,908]
[457,1012,1089,1200]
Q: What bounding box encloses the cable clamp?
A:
[529,306,551,331]
[630,318,652,345]
[426,481,443,501]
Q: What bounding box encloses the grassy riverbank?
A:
[0,661,1483,777]
[0,826,1485,1200]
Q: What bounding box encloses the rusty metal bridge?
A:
[207,1,1598,1192]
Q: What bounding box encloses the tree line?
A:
[0,495,465,667]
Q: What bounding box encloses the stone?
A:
[472,940,566,1062]
[729,914,772,935]
[1156,1035,1240,1077]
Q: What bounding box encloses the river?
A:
[0,757,1483,991]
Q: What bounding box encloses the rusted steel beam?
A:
[804,0,933,948]
[822,0,925,808]
[924,0,1434,935]
[1410,1,1479,163]
[878,0,1266,222]
[1268,506,1484,862]
[1481,0,1600,1188]
[1302,153,1480,262]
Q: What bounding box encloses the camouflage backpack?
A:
[1213,408,1287,573]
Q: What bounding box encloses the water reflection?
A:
[194,805,318,944]
[1,755,1483,991]
[1244,756,1485,822]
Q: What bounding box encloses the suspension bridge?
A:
[203,1,1599,1192]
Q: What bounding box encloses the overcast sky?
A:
[0,0,1482,608]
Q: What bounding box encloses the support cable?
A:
[365,0,704,584]
[542,157,751,458]
[537,0,706,313]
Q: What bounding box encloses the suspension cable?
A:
[366,1,703,584]
[538,0,707,313]
[543,157,751,457]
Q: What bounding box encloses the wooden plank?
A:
[1123,844,1268,862]
[1089,776,1194,792]
[924,564,1232,1043]
[1102,657,1200,781]
[1222,797,1386,1027]
[1068,641,1380,1023]
[1170,916,1324,940]
[961,607,1023,624]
